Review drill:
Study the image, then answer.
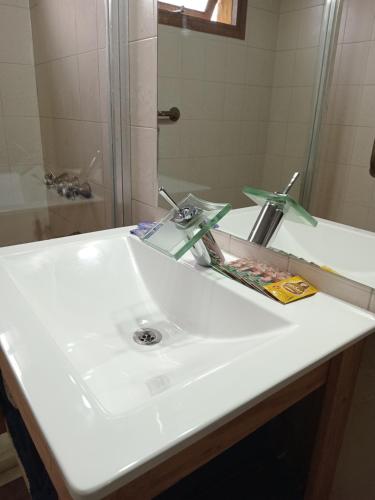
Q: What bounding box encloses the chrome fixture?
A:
[44,172,92,200]
[158,107,181,123]
[248,172,300,247]
[133,328,162,346]
[159,187,224,267]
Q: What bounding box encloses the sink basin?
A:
[0,235,290,417]
[220,206,375,288]
[0,227,374,499]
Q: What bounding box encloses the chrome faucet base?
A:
[247,172,300,247]
[247,200,284,246]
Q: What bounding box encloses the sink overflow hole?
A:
[133,328,162,346]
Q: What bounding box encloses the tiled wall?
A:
[0,1,42,173]
[311,0,375,231]
[157,0,327,208]
[157,1,279,208]
[262,0,325,195]
[128,0,166,223]
[0,1,47,245]
[29,0,113,236]
[309,1,375,498]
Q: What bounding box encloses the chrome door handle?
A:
[158,107,180,123]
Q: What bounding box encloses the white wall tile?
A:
[246,7,278,49]
[0,64,39,117]
[351,127,375,167]
[97,0,108,49]
[129,0,156,42]
[78,51,100,122]
[130,37,157,128]
[298,6,323,48]
[0,5,34,64]
[344,0,375,43]
[50,56,80,119]
[75,0,98,53]
[182,35,206,80]
[4,116,42,167]
[225,44,247,84]
[338,42,370,85]
[358,85,375,127]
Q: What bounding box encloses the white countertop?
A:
[0,226,374,499]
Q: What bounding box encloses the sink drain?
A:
[133,328,162,346]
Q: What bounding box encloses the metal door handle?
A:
[158,107,180,122]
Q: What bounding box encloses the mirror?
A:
[157,1,375,291]
[157,0,329,209]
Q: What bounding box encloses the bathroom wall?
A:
[0,0,46,245]
[158,2,279,208]
[30,0,113,236]
[311,0,375,231]
[157,0,327,208]
[261,0,325,195]
[128,0,165,222]
[310,1,375,498]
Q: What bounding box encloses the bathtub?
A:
[220,206,375,288]
[0,166,105,246]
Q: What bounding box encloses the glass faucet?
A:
[140,187,231,267]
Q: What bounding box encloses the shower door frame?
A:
[299,0,343,209]
[108,0,132,227]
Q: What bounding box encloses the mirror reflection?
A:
[158,1,375,289]
[0,0,113,247]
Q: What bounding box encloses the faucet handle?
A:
[159,186,180,210]
[282,171,300,195]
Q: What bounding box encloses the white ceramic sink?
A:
[0,227,374,499]
[0,235,289,417]
[220,206,375,288]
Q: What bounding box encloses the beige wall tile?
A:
[131,126,158,206]
[76,0,98,53]
[0,5,34,64]
[130,38,157,128]
[344,0,375,43]
[78,51,101,122]
[96,0,107,49]
[0,64,39,117]
[4,116,42,168]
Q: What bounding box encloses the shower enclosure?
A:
[0,0,129,247]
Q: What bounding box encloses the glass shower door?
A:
[0,0,116,247]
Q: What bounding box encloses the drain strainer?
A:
[133,328,162,346]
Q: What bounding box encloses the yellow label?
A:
[320,265,339,275]
[264,276,318,304]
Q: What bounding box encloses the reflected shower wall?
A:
[0,0,114,247]
[0,2,45,245]
[158,1,328,208]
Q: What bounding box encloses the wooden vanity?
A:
[0,340,365,500]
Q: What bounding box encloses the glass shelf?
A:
[242,186,318,227]
[140,193,231,260]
